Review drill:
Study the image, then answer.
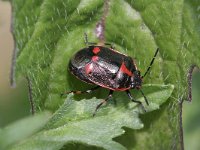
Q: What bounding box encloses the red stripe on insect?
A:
[93,47,100,54]
[85,63,93,74]
[119,62,133,76]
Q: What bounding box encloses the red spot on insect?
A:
[119,62,133,76]
[93,47,100,54]
[92,56,99,62]
[85,63,93,74]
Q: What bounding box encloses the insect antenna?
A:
[142,48,159,78]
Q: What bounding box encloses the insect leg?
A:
[104,42,115,49]
[93,90,113,117]
[61,86,100,97]
[84,33,97,46]
[126,90,146,112]
[140,90,149,105]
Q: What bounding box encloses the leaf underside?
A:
[8,0,200,150]
[8,84,173,150]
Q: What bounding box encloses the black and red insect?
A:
[62,34,159,116]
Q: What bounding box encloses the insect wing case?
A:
[69,46,137,90]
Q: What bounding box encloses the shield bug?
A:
[62,33,159,116]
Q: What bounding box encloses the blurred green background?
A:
[0,1,199,150]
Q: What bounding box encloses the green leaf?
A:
[9,84,173,150]
[10,0,200,149]
[0,112,51,150]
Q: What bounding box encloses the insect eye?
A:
[135,71,140,76]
